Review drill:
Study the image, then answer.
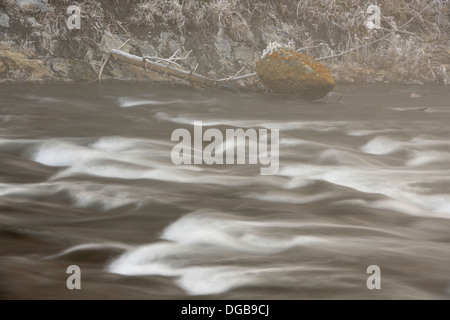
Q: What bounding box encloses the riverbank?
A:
[0,0,449,86]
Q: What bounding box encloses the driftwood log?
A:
[106,49,253,92]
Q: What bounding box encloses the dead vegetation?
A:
[1,0,448,84]
[129,0,450,84]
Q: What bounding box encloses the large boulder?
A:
[256,48,334,100]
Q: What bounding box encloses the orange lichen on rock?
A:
[256,48,334,100]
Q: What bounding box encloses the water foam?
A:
[118,97,181,107]
[161,212,325,253]
[279,163,450,216]
[361,136,405,155]
[118,97,216,108]
[0,181,154,211]
[335,198,427,216]
[406,150,450,166]
[243,191,332,204]
[46,242,132,260]
[107,211,327,295]
[154,112,349,132]
[27,137,260,186]
[33,140,99,167]
[347,129,400,136]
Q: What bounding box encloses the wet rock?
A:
[49,58,74,79]
[28,31,56,57]
[0,49,55,84]
[214,37,234,70]
[100,31,132,53]
[0,41,16,48]
[234,46,256,65]
[215,37,232,60]
[256,48,334,100]
[55,39,90,60]
[0,10,10,28]
[185,57,198,69]
[374,70,387,82]
[89,59,102,75]
[49,58,95,83]
[160,32,170,40]
[137,42,157,57]
[84,49,94,62]
[168,40,181,55]
[26,17,44,30]
[156,33,183,57]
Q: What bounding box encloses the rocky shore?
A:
[0,0,449,87]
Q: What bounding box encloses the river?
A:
[0,84,449,299]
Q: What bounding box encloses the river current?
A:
[0,84,449,299]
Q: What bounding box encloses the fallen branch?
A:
[107,49,236,91]
[221,72,257,82]
[218,66,245,82]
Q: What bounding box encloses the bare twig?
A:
[192,63,199,74]
[337,90,349,104]
[143,49,192,68]
[98,54,110,84]
[218,66,246,82]
[220,72,258,82]
[117,39,131,50]
[296,43,330,52]
[379,26,424,41]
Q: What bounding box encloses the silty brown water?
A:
[0,84,449,299]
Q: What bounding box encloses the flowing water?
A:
[0,84,449,299]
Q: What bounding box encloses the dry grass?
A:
[1,0,16,10]
[2,0,447,84]
[131,0,448,44]
[132,0,252,40]
[132,0,186,29]
[128,0,449,83]
[203,0,252,40]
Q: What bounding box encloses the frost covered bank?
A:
[0,0,449,85]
